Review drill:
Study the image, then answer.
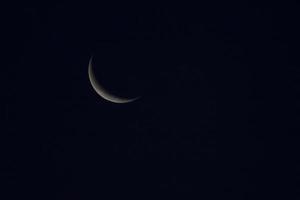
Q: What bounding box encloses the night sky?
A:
[4,1,299,199]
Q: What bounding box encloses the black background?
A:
[4,1,299,199]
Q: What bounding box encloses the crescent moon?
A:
[88,56,140,104]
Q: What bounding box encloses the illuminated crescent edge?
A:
[88,57,139,104]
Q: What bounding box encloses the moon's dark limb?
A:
[88,57,140,104]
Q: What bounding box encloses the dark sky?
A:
[4,1,299,199]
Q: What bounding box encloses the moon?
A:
[88,56,140,104]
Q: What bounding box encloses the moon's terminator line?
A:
[88,56,139,104]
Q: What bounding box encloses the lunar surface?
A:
[88,56,140,104]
